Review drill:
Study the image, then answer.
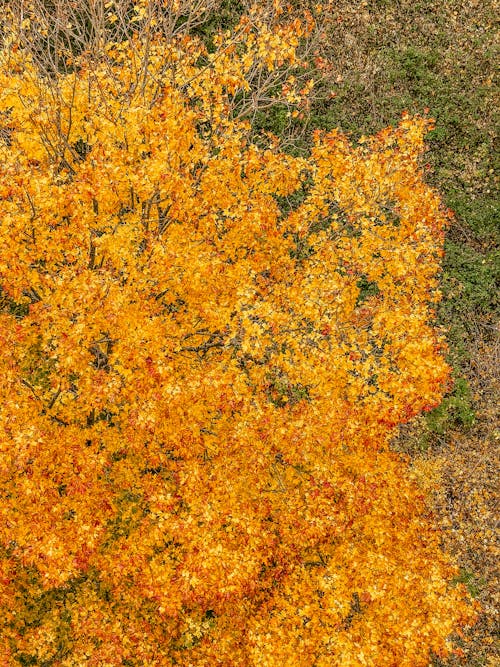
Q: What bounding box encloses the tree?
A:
[0,1,476,664]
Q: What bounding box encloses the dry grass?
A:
[420,330,499,666]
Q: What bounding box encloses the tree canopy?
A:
[0,1,477,665]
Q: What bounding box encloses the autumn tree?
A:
[0,1,477,665]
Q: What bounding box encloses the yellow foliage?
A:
[0,1,476,665]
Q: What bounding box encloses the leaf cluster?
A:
[0,2,478,665]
